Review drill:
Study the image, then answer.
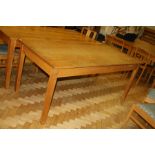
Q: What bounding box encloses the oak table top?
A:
[20,37,141,69]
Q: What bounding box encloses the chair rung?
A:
[130,115,146,129]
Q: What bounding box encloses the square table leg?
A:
[15,44,58,124]
[40,70,58,124]
[15,45,25,92]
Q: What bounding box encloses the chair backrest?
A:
[81,27,97,40]
[0,54,19,68]
[132,47,152,64]
[123,40,133,55]
[112,36,124,46]
[105,35,124,51]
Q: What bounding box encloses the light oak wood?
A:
[5,39,17,88]
[0,26,96,88]
[40,69,58,124]
[121,66,139,102]
[15,45,25,92]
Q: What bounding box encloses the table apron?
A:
[57,65,138,78]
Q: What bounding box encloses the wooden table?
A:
[15,34,141,124]
[0,26,89,88]
[0,27,141,124]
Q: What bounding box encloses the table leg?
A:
[40,70,58,124]
[15,45,25,92]
[121,66,139,103]
[5,39,16,88]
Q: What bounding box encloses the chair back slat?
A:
[81,27,97,40]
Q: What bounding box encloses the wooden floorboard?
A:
[0,66,148,128]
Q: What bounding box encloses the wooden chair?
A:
[0,44,19,68]
[0,42,38,73]
[106,35,124,51]
[81,27,97,40]
[105,35,134,79]
[118,43,154,83]
[126,103,155,128]
[146,65,155,83]
[126,86,155,128]
[131,48,153,85]
[144,88,155,103]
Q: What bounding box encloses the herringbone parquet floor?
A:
[0,65,148,128]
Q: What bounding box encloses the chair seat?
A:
[139,103,155,120]
[144,88,155,103]
[0,44,20,67]
[0,44,19,55]
[0,44,8,54]
[148,88,155,99]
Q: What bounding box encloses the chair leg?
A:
[15,45,26,92]
[121,66,139,103]
[136,64,147,85]
[40,70,58,124]
[124,71,131,79]
[123,105,135,128]
[146,69,154,84]
[121,72,129,79]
